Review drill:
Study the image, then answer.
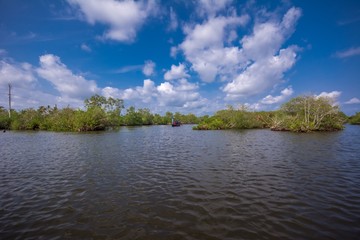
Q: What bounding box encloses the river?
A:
[1,125,360,239]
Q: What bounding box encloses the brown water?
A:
[1,125,360,239]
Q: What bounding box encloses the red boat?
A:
[171,119,181,127]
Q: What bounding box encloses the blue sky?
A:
[0,0,359,115]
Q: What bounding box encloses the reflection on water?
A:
[1,125,360,239]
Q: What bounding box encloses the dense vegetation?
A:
[194,95,347,132]
[0,95,200,131]
[0,94,356,132]
[348,112,360,125]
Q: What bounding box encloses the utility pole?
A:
[8,83,11,118]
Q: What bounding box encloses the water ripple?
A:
[1,126,360,239]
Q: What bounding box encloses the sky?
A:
[0,0,359,115]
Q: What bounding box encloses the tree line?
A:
[0,94,359,132]
[0,94,201,131]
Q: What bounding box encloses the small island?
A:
[194,95,348,132]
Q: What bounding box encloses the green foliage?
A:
[193,116,225,130]
[2,94,347,133]
[2,95,203,131]
[194,107,266,130]
[75,107,108,131]
[120,107,202,126]
[138,108,153,125]
[45,107,78,131]
[277,95,345,132]
[194,96,346,132]
[10,108,42,130]
[0,106,10,129]
[3,95,125,132]
[349,112,360,125]
[123,106,143,126]
[153,113,167,125]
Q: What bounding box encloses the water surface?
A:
[1,125,360,239]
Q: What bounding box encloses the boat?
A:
[171,118,181,127]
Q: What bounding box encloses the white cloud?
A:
[316,91,341,100]
[334,47,360,58]
[227,30,238,43]
[181,16,248,57]
[170,46,178,58]
[180,15,249,82]
[223,46,298,99]
[0,60,37,91]
[0,60,38,109]
[241,7,301,61]
[0,60,36,87]
[115,64,143,74]
[12,88,77,110]
[142,60,155,76]
[178,6,301,98]
[197,0,233,17]
[176,78,199,91]
[101,86,122,99]
[0,58,88,109]
[221,7,301,99]
[37,54,99,99]
[164,63,190,81]
[102,78,206,111]
[345,97,360,104]
[156,80,203,107]
[67,0,158,42]
[241,23,282,60]
[1,54,208,113]
[81,43,92,52]
[168,7,178,31]
[244,102,262,111]
[122,79,156,103]
[315,91,342,105]
[261,86,293,104]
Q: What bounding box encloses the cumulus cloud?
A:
[0,58,87,109]
[164,63,190,80]
[334,47,360,58]
[102,78,205,110]
[122,79,156,103]
[0,60,36,88]
[261,86,294,104]
[241,7,302,61]
[223,46,298,99]
[37,54,99,99]
[180,15,249,82]
[1,54,208,113]
[179,6,301,90]
[315,91,341,105]
[222,7,301,99]
[142,60,156,76]
[316,91,341,100]
[0,59,42,109]
[67,0,158,42]
[345,97,360,104]
[156,80,202,107]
